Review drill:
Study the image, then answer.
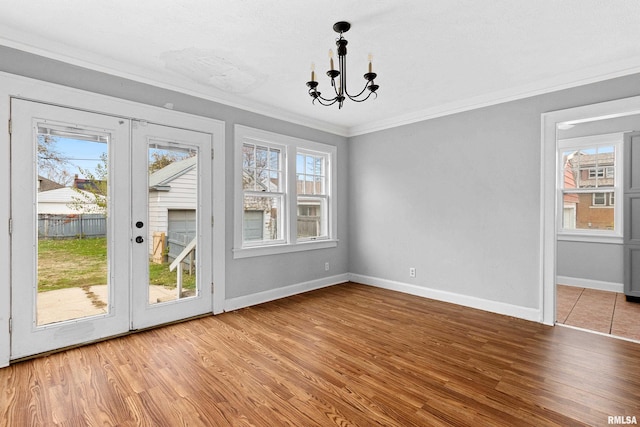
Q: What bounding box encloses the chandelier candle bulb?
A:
[368,53,373,73]
[329,49,334,71]
[310,63,315,81]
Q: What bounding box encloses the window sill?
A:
[557,233,623,244]
[233,239,339,259]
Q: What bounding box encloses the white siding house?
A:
[38,187,102,214]
[148,156,197,257]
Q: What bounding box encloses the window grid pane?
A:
[243,143,282,192]
[243,194,283,242]
[297,196,327,239]
[297,153,326,196]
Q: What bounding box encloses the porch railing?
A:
[169,237,196,299]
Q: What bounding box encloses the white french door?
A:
[130,121,212,329]
[10,99,213,359]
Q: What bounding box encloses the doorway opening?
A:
[542,97,640,343]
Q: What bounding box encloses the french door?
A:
[10,99,212,359]
[130,121,212,329]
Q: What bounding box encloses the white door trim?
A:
[0,71,225,367]
[540,95,640,325]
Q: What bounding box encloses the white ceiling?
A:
[1,0,640,136]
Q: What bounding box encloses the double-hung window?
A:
[297,150,329,240]
[234,125,337,258]
[558,133,623,242]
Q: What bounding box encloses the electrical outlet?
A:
[325,262,330,271]
[409,267,416,278]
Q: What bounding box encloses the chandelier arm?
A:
[345,80,373,100]
[311,94,340,106]
[308,86,341,104]
[346,90,377,103]
[316,91,342,104]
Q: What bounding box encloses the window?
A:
[587,166,615,179]
[234,125,337,257]
[297,151,329,240]
[558,133,623,242]
[592,192,614,207]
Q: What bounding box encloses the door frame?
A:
[540,95,640,325]
[0,71,226,367]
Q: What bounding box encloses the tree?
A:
[37,134,73,186]
[68,153,108,214]
[149,151,188,173]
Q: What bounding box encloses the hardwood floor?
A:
[2,282,639,426]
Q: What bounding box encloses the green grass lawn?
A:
[38,237,195,292]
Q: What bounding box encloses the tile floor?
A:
[557,284,640,341]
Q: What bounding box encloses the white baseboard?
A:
[349,274,541,323]
[556,276,623,293]
[224,273,350,312]
[223,272,542,323]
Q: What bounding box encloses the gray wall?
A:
[557,241,624,284]
[0,46,349,300]
[349,74,640,309]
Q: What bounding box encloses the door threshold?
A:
[10,312,214,365]
[555,322,640,345]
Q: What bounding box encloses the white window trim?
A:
[556,132,623,243]
[296,148,331,243]
[233,125,337,258]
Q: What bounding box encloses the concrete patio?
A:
[37,285,191,325]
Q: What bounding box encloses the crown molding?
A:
[0,37,351,137]
[3,36,640,139]
[347,56,640,137]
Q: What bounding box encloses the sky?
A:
[42,137,195,184]
[55,137,106,178]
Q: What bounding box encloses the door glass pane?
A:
[36,126,109,325]
[147,143,198,304]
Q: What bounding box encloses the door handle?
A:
[135,236,144,244]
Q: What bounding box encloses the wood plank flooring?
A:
[2,282,640,426]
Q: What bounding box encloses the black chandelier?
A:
[306,21,379,109]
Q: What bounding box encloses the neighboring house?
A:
[148,156,197,261]
[37,175,64,192]
[563,151,615,230]
[37,187,103,214]
[73,174,106,195]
